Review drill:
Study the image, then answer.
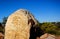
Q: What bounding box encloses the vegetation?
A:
[41,22,57,33]
[39,22,60,35]
[0,17,8,34]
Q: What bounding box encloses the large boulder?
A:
[4,9,37,39]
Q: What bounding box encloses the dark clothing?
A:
[29,26,36,39]
[29,26,43,39]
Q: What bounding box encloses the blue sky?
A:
[0,0,60,22]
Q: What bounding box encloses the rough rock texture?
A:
[40,33,56,39]
[56,36,60,39]
[5,9,37,39]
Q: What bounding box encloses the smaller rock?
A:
[40,33,56,39]
[0,32,4,39]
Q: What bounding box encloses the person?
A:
[29,19,44,39]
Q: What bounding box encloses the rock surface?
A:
[40,33,56,39]
[5,9,37,39]
[0,33,4,39]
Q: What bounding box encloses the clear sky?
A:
[0,0,60,22]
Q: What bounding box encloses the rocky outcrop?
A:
[4,9,37,39]
[40,33,56,39]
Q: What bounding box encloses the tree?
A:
[56,22,60,28]
[1,17,8,34]
[0,23,4,33]
[2,17,8,27]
